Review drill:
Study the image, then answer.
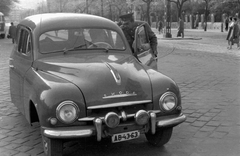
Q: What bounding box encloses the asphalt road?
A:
[0,28,240,156]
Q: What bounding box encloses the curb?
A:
[159,37,202,40]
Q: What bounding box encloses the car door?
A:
[9,26,33,114]
[132,24,158,70]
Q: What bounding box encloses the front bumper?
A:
[43,113,186,140]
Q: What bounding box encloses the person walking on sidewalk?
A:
[177,17,184,38]
[225,16,229,31]
[226,17,234,49]
[158,20,163,34]
[8,22,17,44]
[227,17,239,49]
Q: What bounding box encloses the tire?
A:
[145,127,173,147]
[42,135,63,156]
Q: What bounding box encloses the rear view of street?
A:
[0,29,240,156]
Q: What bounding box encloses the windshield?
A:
[39,28,126,53]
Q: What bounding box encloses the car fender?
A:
[23,68,86,127]
[145,68,181,110]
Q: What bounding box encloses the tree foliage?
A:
[0,0,19,16]
[169,0,189,19]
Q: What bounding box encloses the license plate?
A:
[112,130,140,143]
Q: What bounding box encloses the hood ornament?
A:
[104,62,121,85]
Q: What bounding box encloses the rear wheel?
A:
[42,135,63,156]
[145,127,173,147]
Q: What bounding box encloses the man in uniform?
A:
[118,13,158,57]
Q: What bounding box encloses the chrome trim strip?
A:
[78,114,135,122]
[87,100,152,110]
[103,93,137,99]
[104,62,121,85]
[43,129,93,138]
[157,114,187,127]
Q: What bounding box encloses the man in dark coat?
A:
[8,22,17,44]
[118,13,158,57]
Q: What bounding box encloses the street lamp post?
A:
[164,0,172,38]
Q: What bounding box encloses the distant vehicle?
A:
[0,12,6,38]
[9,13,186,156]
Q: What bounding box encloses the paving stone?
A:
[16,146,34,152]
[215,126,232,133]
[185,117,197,123]
[26,148,44,156]
[1,149,19,156]
[209,131,228,139]
[206,121,220,127]
[13,153,31,156]
[199,126,216,132]
[12,138,29,144]
[4,143,22,150]
[7,131,21,137]
[188,113,203,118]
[204,112,218,117]
[0,141,10,147]
[191,121,206,127]
[194,131,211,138]
[197,116,212,122]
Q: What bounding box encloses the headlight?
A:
[135,110,149,125]
[104,112,120,128]
[159,92,177,112]
[56,101,79,124]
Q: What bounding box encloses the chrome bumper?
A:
[43,113,186,139]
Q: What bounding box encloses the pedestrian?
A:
[118,13,158,58]
[8,22,17,44]
[227,17,239,50]
[158,20,163,34]
[177,17,184,38]
[225,16,229,31]
[226,17,234,49]
[194,14,199,29]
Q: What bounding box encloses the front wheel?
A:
[42,135,63,156]
[145,127,173,147]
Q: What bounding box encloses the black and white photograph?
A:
[0,0,239,156]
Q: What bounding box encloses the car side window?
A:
[17,28,31,55]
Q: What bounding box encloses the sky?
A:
[17,0,45,9]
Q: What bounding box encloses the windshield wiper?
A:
[87,41,109,53]
[63,44,87,54]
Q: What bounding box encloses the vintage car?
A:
[9,13,186,156]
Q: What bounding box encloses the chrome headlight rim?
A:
[56,100,80,124]
[104,112,120,128]
[159,92,178,112]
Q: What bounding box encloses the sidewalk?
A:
[152,28,227,40]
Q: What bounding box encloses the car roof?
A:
[20,13,122,33]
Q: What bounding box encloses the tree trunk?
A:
[204,2,208,31]
[147,2,151,25]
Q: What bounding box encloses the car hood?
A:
[34,54,152,108]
